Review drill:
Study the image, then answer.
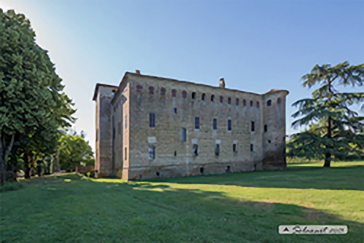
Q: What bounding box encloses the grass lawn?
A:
[1,161,364,242]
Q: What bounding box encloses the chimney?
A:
[136,70,141,74]
[219,78,225,88]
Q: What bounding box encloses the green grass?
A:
[1,161,364,242]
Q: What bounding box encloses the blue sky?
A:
[2,0,364,151]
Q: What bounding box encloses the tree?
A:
[0,9,76,183]
[58,131,94,172]
[287,62,364,167]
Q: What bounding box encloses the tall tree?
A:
[0,9,76,183]
[287,62,364,167]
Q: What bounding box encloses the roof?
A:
[92,83,119,101]
[94,71,289,102]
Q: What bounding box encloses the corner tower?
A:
[262,89,289,170]
[93,83,118,177]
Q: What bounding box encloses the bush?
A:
[0,171,17,183]
[0,181,23,193]
[83,171,95,178]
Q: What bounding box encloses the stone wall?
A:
[126,74,273,180]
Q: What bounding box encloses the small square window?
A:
[173,108,177,114]
[264,125,267,132]
[251,121,255,132]
[250,144,253,152]
[267,100,272,106]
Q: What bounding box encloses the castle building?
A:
[92,71,289,180]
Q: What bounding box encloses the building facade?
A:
[93,71,289,180]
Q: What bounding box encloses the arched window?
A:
[250,100,253,107]
[136,85,143,93]
[182,90,187,98]
[149,86,154,94]
[211,95,215,102]
[256,101,260,108]
[220,96,223,103]
[202,93,206,101]
[243,99,246,106]
[192,92,196,99]
[277,98,281,104]
[267,100,272,106]
[228,97,231,104]
[160,87,166,96]
[172,89,177,97]
[236,98,239,106]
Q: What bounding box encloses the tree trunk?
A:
[24,151,30,179]
[324,116,332,168]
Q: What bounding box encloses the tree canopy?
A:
[287,62,364,167]
[0,9,76,182]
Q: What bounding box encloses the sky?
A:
[1,0,363,151]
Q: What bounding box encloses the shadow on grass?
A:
[149,164,364,191]
[1,173,363,242]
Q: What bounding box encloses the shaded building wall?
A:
[127,74,265,180]
[95,86,118,178]
[111,81,130,180]
[262,90,289,170]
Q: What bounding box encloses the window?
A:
[211,95,215,102]
[213,118,217,130]
[267,100,272,106]
[195,117,200,129]
[181,128,187,142]
[149,86,154,94]
[236,98,239,106]
[192,92,196,99]
[125,147,127,160]
[264,124,267,132]
[148,146,155,160]
[174,151,177,156]
[136,85,143,93]
[173,108,177,114]
[172,89,177,97]
[193,144,198,156]
[227,119,232,131]
[268,140,271,144]
[277,98,281,104]
[250,100,253,107]
[220,96,223,103]
[256,101,260,108]
[226,166,231,172]
[200,167,204,174]
[228,97,231,104]
[160,87,166,96]
[215,144,220,156]
[182,90,187,98]
[243,99,246,106]
[149,113,155,128]
[202,93,206,101]
[250,144,253,152]
[233,144,237,153]
[125,115,127,128]
[251,121,255,132]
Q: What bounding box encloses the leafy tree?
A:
[58,131,94,172]
[0,9,76,183]
[287,62,364,167]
